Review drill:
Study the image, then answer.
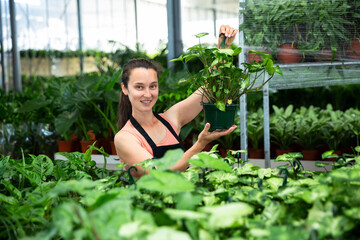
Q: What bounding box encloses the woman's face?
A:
[122,67,159,112]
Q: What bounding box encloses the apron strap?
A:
[153,112,183,144]
[130,115,157,150]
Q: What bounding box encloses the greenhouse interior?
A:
[1,0,360,239]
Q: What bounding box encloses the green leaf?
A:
[355,146,360,153]
[232,47,243,56]
[218,48,234,56]
[188,153,232,172]
[30,154,54,179]
[258,168,273,179]
[175,192,203,210]
[195,32,209,38]
[156,149,185,171]
[14,166,41,186]
[137,171,195,194]
[0,180,21,200]
[0,193,18,205]
[200,202,254,229]
[275,152,303,162]
[322,150,337,160]
[55,110,79,135]
[206,171,238,184]
[214,101,225,112]
[148,227,192,240]
[18,97,52,112]
[164,209,207,221]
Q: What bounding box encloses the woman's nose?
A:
[144,88,151,97]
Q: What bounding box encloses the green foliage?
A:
[239,0,358,59]
[247,108,264,149]
[270,105,297,149]
[171,33,282,110]
[1,148,360,239]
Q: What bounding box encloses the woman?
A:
[114,25,238,177]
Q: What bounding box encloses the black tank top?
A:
[130,112,185,159]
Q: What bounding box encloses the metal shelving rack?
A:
[240,61,360,168]
[237,0,360,168]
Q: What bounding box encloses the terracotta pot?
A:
[110,141,117,155]
[346,38,360,60]
[247,52,263,63]
[248,148,265,159]
[71,134,82,152]
[301,149,320,160]
[57,140,73,153]
[87,130,96,141]
[328,150,342,162]
[314,49,334,62]
[97,137,112,154]
[277,44,302,63]
[275,149,291,157]
[80,140,99,154]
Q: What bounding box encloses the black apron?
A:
[130,112,185,159]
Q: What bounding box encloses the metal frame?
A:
[9,0,21,92]
[166,0,182,70]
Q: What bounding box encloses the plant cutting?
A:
[171,32,281,129]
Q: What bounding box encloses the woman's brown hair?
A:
[117,58,162,130]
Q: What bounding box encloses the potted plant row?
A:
[171,32,282,130]
[239,0,360,63]
[268,104,360,160]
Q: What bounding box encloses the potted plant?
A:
[171,32,281,129]
[345,0,360,60]
[270,105,296,156]
[247,108,264,159]
[319,105,350,158]
[294,106,324,160]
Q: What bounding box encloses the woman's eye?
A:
[136,86,143,89]
[150,85,157,89]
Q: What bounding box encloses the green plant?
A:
[239,0,354,60]
[1,147,360,239]
[319,104,351,150]
[294,106,325,150]
[247,108,264,149]
[270,105,296,150]
[171,32,281,111]
[298,0,351,58]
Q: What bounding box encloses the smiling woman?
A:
[114,25,238,178]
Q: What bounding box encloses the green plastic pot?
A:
[203,103,238,130]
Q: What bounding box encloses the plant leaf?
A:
[137,171,195,194]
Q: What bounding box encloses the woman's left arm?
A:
[164,25,238,131]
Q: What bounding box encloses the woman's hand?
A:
[197,123,237,149]
[217,25,238,49]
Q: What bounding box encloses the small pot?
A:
[314,49,334,62]
[80,140,99,154]
[346,39,360,60]
[57,140,73,153]
[247,52,263,63]
[301,149,320,160]
[248,148,265,159]
[110,140,117,155]
[277,44,302,63]
[203,103,237,130]
[275,148,291,157]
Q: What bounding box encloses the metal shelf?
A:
[269,61,360,90]
[260,61,360,168]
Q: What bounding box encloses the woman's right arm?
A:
[114,131,153,177]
